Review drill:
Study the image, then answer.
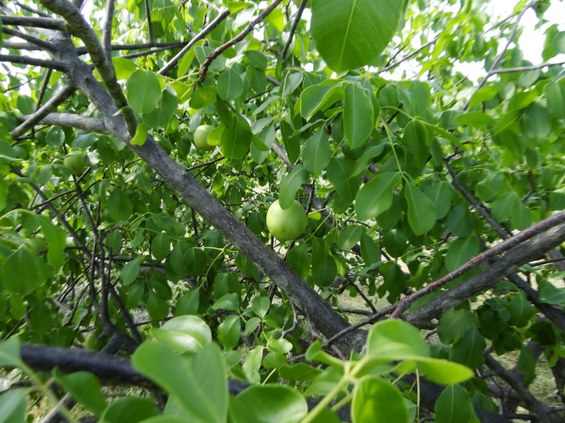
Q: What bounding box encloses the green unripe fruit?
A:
[194,124,215,151]
[266,200,307,242]
[64,152,87,176]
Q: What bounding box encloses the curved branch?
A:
[158,9,230,76]
[16,113,112,135]
[198,0,284,83]
[11,84,76,139]
[406,222,565,327]
[2,26,55,50]
[39,0,137,135]
[0,53,68,71]
[392,211,565,318]
[0,15,66,30]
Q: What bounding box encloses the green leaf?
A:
[0,337,22,367]
[337,225,363,250]
[311,0,404,72]
[190,86,217,109]
[57,371,107,417]
[545,79,565,118]
[242,346,263,384]
[220,116,251,160]
[402,120,430,176]
[538,279,565,305]
[127,70,162,114]
[1,247,46,295]
[326,157,360,202]
[355,172,401,220]
[217,315,241,350]
[131,122,149,146]
[230,385,308,423]
[449,327,486,369]
[453,111,495,127]
[285,243,310,279]
[366,320,429,359]
[445,236,479,272]
[423,181,452,219]
[120,256,144,285]
[282,72,303,97]
[133,342,227,423]
[101,397,159,423]
[435,385,476,423]
[437,309,475,345]
[298,82,343,120]
[405,183,437,235]
[302,130,331,175]
[517,346,536,387]
[108,189,133,221]
[521,102,551,141]
[37,216,66,270]
[212,293,240,311]
[344,83,374,148]
[415,357,473,385]
[142,87,178,128]
[0,388,28,423]
[279,165,310,208]
[152,315,212,353]
[217,68,244,100]
[352,377,409,423]
[151,232,171,261]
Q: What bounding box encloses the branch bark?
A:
[406,222,565,327]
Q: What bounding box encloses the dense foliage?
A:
[0,0,564,421]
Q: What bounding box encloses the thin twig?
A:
[144,0,154,43]
[463,1,536,110]
[281,0,307,60]
[489,61,565,74]
[198,0,284,83]
[158,9,230,76]
[11,84,76,139]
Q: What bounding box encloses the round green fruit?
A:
[64,152,87,176]
[266,200,307,242]
[194,124,215,151]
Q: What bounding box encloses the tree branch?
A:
[489,61,565,74]
[102,0,115,62]
[392,211,565,318]
[11,84,76,139]
[158,9,230,76]
[406,222,565,327]
[39,0,137,135]
[15,113,112,135]
[281,0,307,60]
[2,26,55,50]
[198,0,284,83]
[0,53,68,71]
[464,0,536,110]
[0,15,66,30]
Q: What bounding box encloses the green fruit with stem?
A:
[194,124,215,151]
[64,152,87,176]
[266,200,308,242]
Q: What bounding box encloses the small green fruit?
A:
[64,152,86,176]
[194,124,215,151]
[266,200,307,242]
